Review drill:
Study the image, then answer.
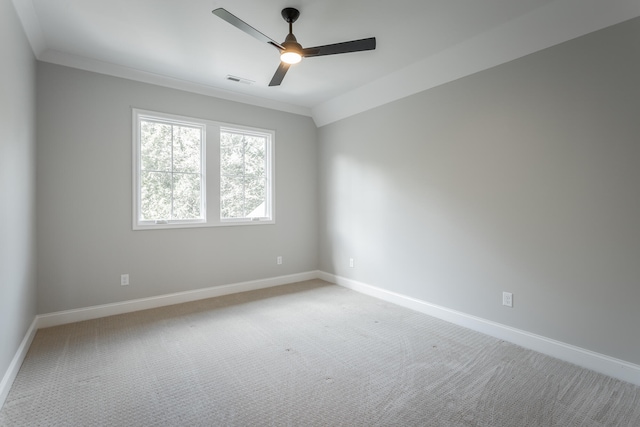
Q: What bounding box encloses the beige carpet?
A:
[1,280,639,426]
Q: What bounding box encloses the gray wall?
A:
[36,63,318,314]
[0,0,37,378]
[318,18,640,365]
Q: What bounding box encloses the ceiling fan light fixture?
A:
[281,50,302,64]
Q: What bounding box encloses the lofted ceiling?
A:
[11,0,640,126]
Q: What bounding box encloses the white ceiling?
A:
[12,0,640,126]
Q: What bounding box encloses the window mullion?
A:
[242,135,247,217]
[170,124,175,221]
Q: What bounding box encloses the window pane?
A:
[140,121,171,172]
[246,201,266,217]
[141,171,171,220]
[173,125,201,173]
[245,136,266,176]
[173,173,201,219]
[245,175,266,215]
[220,132,244,176]
[220,175,245,218]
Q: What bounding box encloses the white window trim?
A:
[132,108,275,230]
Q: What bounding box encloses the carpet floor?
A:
[1,280,639,426]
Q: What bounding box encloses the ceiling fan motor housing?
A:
[283,33,302,51]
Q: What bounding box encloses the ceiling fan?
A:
[212,7,376,87]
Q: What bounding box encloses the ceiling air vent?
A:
[226,75,254,85]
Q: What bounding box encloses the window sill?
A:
[133,219,275,230]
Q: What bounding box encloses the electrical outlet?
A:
[277,256,283,265]
[121,274,129,286]
[502,291,513,307]
[349,258,354,268]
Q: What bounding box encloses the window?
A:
[138,115,205,225]
[133,109,274,229]
[220,129,270,221]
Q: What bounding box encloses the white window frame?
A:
[133,109,275,230]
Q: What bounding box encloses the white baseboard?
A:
[36,271,319,329]
[4,269,638,413]
[319,271,640,387]
[0,317,38,409]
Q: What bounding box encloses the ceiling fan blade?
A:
[302,37,376,58]
[212,8,283,50]
[269,62,291,86]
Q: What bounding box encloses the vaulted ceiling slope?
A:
[12,0,640,127]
